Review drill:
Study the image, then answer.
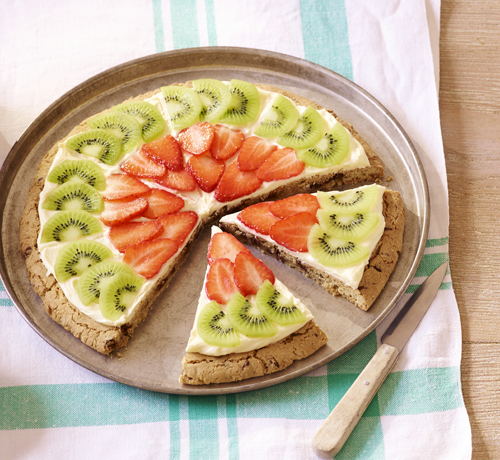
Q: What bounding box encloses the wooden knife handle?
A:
[312,343,399,458]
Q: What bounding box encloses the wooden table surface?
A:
[440,1,500,458]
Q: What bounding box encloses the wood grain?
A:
[440,1,500,458]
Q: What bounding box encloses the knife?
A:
[312,261,448,458]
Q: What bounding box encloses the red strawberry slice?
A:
[237,202,281,236]
[177,122,215,155]
[109,220,163,253]
[237,136,278,171]
[156,211,199,245]
[154,168,197,192]
[143,189,185,219]
[210,124,244,161]
[123,238,179,279]
[121,150,166,178]
[141,135,184,171]
[100,196,149,227]
[256,148,305,182]
[214,162,262,203]
[102,174,151,201]
[269,194,320,219]
[207,232,251,265]
[269,212,318,252]
[205,258,239,305]
[186,152,225,193]
[233,252,275,297]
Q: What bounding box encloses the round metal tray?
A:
[0,47,428,395]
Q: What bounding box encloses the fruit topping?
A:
[192,79,232,125]
[214,162,262,203]
[142,189,184,219]
[317,185,379,214]
[269,212,318,252]
[99,271,145,321]
[197,301,240,348]
[186,152,225,193]
[237,202,281,235]
[256,280,306,326]
[233,252,275,297]
[210,124,244,161]
[154,168,197,192]
[254,94,300,138]
[100,196,149,227]
[277,106,324,150]
[317,210,379,242]
[140,134,184,171]
[269,194,320,219]
[205,258,239,305]
[256,147,305,182]
[207,232,250,265]
[47,160,106,191]
[120,150,166,178]
[226,292,276,338]
[123,238,179,279]
[219,79,260,125]
[40,211,102,243]
[108,220,163,253]
[177,121,215,155]
[42,182,104,212]
[161,85,202,130]
[156,211,199,245]
[101,174,151,201]
[236,136,278,171]
[113,100,166,142]
[66,129,122,166]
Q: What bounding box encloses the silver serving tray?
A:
[0,47,428,395]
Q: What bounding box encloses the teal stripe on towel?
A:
[170,0,200,49]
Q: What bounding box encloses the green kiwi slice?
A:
[277,106,324,149]
[76,260,135,306]
[161,85,202,130]
[87,112,142,153]
[66,129,123,165]
[308,224,370,267]
[99,271,145,321]
[54,240,112,282]
[297,122,350,168]
[113,101,166,143]
[42,182,103,212]
[40,210,102,243]
[226,292,276,338]
[197,301,241,348]
[192,78,232,124]
[256,280,306,326]
[47,160,106,190]
[219,79,260,125]
[317,210,379,242]
[254,94,300,138]
[317,184,379,214]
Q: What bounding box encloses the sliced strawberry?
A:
[256,148,305,182]
[205,258,239,305]
[141,135,184,171]
[109,220,163,253]
[269,194,320,219]
[156,211,199,245]
[186,152,225,193]
[154,168,197,192]
[214,162,262,203]
[210,124,244,161]
[237,202,281,236]
[121,150,166,178]
[233,252,275,297]
[143,189,185,219]
[177,122,215,155]
[100,196,148,227]
[123,238,179,279]
[207,232,250,265]
[102,174,151,201]
[237,136,278,171]
[269,212,318,252]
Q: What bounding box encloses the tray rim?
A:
[0,46,429,395]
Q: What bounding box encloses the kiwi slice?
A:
[42,182,103,212]
[226,292,276,338]
[317,210,379,242]
[66,129,123,165]
[47,160,106,191]
[54,240,112,282]
[113,101,166,143]
[297,122,350,168]
[277,106,324,149]
[254,94,300,138]
[308,224,370,267]
[76,260,135,306]
[161,85,202,130]
[197,301,241,348]
[219,79,260,125]
[256,280,306,326]
[87,112,142,153]
[192,78,232,124]
[99,271,144,321]
[40,210,102,243]
[317,184,379,214]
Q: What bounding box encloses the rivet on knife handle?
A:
[312,343,399,458]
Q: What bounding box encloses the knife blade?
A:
[312,261,448,458]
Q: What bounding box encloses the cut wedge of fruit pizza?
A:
[179,228,328,385]
[19,77,389,368]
